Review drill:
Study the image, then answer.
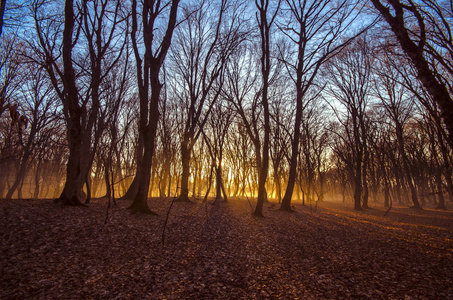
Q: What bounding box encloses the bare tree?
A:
[369,113,394,208]
[392,52,453,205]
[90,47,133,203]
[0,34,24,197]
[123,0,180,213]
[32,0,128,205]
[298,98,330,205]
[246,0,281,216]
[423,112,448,209]
[370,0,453,147]
[168,0,247,202]
[373,53,422,209]
[156,83,179,198]
[269,81,291,203]
[34,0,85,205]
[419,98,453,204]
[5,65,56,199]
[224,119,254,198]
[0,34,22,118]
[278,0,374,211]
[0,0,29,39]
[201,100,234,202]
[323,36,373,210]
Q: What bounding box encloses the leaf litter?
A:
[0,198,452,299]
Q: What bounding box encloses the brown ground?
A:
[0,197,452,299]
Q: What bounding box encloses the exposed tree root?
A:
[252,210,264,218]
[175,195,193,203]
[127,201,158,215]
[54,195,87,207]
[279,206,295,213]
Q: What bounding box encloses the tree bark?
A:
[434,161,446,210]
[215,166,222,201]
[178,137,191,202]
[121,126,144,200]
[129,82,160,214]
[353,153,363,211]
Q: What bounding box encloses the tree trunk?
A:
[128,0,180,211]
[128,74,161,214]
[280,96,301,211]
[56,121,88,206]
[167,169,172,197]
[192,158,198,197]
[435,167,446,210]
[220,174,228,202]
[361,122,369,209]
[121,137,143,200]
[275,172,282,203]
[436,126,453,202]
[445,170,453,203]
[104,161,111,199]
[178,138,191,202]
[393,166,403,205]
[353,157,363,211]
[384,185,390,208]
[6,151,31,199]
[0,0,6,39]
[215,166,222,201]
[280,27,306,211]
[34,160,42,199]
[204,166,213,202]
[53,0,87,207]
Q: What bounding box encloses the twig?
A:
[246,195,254,214]
[102,194,111,229]
[102,163,116,229]
[161,183,180,246]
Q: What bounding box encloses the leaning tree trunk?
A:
[370,0,453,149]
[6,150,31,199]
[280,64,303,212]
[121,136,143,200]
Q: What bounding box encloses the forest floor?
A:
[0,197,452,299]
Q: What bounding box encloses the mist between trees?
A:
[1,0,452,215]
